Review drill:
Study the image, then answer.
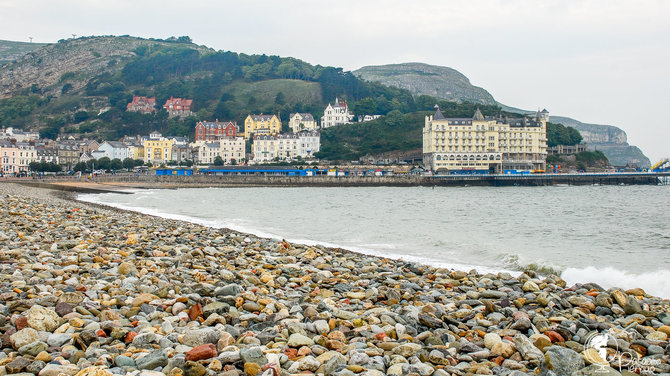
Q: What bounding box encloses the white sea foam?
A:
[562,266,670,298]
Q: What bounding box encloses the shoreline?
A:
[0,181,668,375]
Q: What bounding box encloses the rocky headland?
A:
[0,183,668,376]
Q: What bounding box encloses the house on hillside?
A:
[321,98,354,128]
[163,97,193,117]
[289,113,317,133]
[127,96,156,114]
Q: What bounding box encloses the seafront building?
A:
[423,107,548,173]
[193,137,246,165]
[244,114,281,139]
[142,132,175,165]
[289,113,318,133]
[96,141,131,161]
[195,120,239,142]
[321,98,354,128]
[252,131,320,163]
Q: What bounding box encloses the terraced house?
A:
[423,107,548,173]
[142,132,174,165]
[194,120,238,142]
[244,114,281,139]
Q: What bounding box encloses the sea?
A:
[79,184,670,298]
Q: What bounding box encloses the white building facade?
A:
[252,132,320,163]
[192,137,245,165]
[97,141,131,161]
[321,98,354,128]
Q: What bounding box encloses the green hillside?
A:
[0,36,423,141]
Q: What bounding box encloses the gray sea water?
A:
[80,184,670,297]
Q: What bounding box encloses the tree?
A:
[73,111,90,123]
[97,157,111,170]
[29,162,41,172]
[110,158,123,171]
[275,92,285,105]
[61,83,73,94]
[73,162,87,172]
[122,158,135,170]
[213,156,224,166]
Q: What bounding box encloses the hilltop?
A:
[354,63,496,105]
[0,39,47,66]
[356,63,650,167]
[0,35,417,142]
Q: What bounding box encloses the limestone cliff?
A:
[354,63,496,105]
[355,63,649,167]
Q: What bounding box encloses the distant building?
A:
[77,139,99,155]
[547,144,588,155]
[289,113,318,133]
[172,144,192,164]
[126,96,156,114]
[125,143,145,161]
[252,131,320,163]
[321,98,354,128]
[423,107,548,173]
[0,141,19,175]
[142,132,175,165]
[97,141,131,161]
[358,115,382,123]
[195,120,238,142]
[163,97,193,117]
[244,114,281,139]
[36,147,58,164]
[55,143,79,169]
[0,127,39,142]
[193,137,245,165]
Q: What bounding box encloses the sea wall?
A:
[85,173,663,188]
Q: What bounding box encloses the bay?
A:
[80,184,670,297]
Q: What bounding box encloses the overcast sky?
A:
[1,0,668,161]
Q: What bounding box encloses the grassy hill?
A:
[0,35,423,141]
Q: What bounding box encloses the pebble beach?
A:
[0,182,668,376]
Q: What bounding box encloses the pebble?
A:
[0,183,667,376]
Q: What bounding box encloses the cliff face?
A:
[549,116,649,167]
[354,63,496,105]
[354,63,649,167]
